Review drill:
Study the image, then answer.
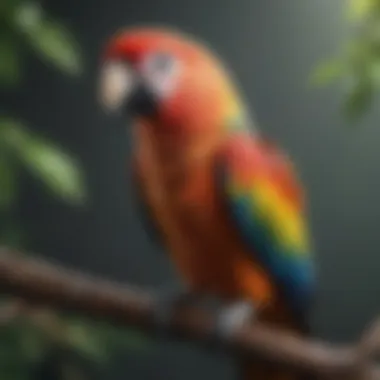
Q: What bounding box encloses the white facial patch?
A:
[140,52,180,99]
[98,61,135,112]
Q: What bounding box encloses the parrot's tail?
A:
[237,304,315,380]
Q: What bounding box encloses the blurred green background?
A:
[1,1,146,379]
[311,0,380,120]
[1,0,380,379]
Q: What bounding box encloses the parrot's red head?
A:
[98,26,246,136]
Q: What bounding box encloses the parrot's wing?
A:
[132,165,165,248]
[216,135,316,323]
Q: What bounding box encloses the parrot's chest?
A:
[136,145,272,300]
[139,160,234,290]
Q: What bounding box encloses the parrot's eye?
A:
[140,52,180,98]
[144,52,174,73]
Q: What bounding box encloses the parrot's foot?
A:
[213,300,255,341]
[152,286,199,335]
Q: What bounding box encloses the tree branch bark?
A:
[0,247,378,379]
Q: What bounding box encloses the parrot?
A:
[98,26,316,380]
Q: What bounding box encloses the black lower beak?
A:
[124,81,158,117]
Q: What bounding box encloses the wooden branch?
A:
[0,247,378,379]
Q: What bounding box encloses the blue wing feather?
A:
[216,143,316,326]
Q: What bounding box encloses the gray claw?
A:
[215,300,255,339]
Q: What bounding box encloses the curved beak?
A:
[98,62,135,113]
[98,61,158,117]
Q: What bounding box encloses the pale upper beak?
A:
[98,62,135,113]
[98,61,159,117]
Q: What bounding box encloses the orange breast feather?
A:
[135,121,275,305]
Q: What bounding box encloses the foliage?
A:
[0,118,85,207]
[1,1,146,379]
[310,0,380,122]
[1,0,85,208]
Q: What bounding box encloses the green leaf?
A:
[20,136,86,204]
[309,59,346,86]
[13,2,82,75]
[0,118,86,205]
[342,80,374,121]
[65,320,108,362]
[344,39,376,71]
[369,60,380,85]
[63,317,149,360]
[347,0,379,21]
[27,20,82,76]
